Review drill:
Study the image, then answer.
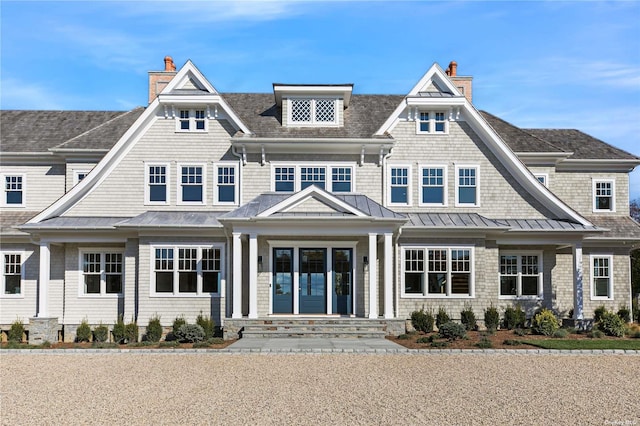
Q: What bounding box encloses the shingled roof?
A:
[523,128,639,160]
[479,111,564,153]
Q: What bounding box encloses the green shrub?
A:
[503,305,526,330]
[435,307,450,329]
[172,316,187,339]
[617,306,631,323]
[437,321,466,341]
[196,313,215,340]
[410,308,434,333]
[532,309,560,336]
[158,340,180,348]
[125,321,138,343]
[397,334,410,340]
[430,340,449,348]
[594,305,607,323]
[207,337,224,345]
[8,319,25,343]
[503,339,522,346]
[145,315,163,342]
[416,336,431,344]
[76,319,92,342]
[93,323,109,343]
[93,342,118,349]
[552,328,569,338]
[484,305,500,331]
[460,304,477,331]
[599,311,626,337]
[40,341,52,348]
[476,336,492,349]
[175,324,205,343]
[192,341,213,349]
[112,316,126,344]
[587,329,604,339]
[514,328,528,337]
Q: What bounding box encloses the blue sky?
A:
[2,1,639,200]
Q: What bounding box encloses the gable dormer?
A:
[273,84,353,127]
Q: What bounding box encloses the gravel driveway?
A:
[1,353,638,425]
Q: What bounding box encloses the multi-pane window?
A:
[457,167,478,205]
[289,98,337,125]
[273,164,354,193]
[180,165,204,203]
[403,247,473,297]
[593,180,614,212]
[215,165,237,204]
[591,255,612,299]
[417,111,448,134]
[3,175,24,206]
[195,110,206,130]
[331,167,352,192]
[421,167,445,205]
[81,251,123,295]
[153,246,222,295]
[300,167,326,190]
[390,167,410,204]
[179,110,190,130]
[73,170,89,186]
[419,112,430,132]
[177,109,207,131]
[3,253,22,295]
[434,112,446,132]
[290,99,312,123]
[499,253,542,298]
[147,165,168,203]
[315,99,336,122]
[275,167,295,192]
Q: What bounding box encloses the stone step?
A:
[241,330,387,339]
[240,320,388,339]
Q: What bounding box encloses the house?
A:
[1,57,639,343]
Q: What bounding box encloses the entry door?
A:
[272,248,293,314]
[332,249,353,315]
[299,249,326,314]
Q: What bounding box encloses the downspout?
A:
[231,144,244,208]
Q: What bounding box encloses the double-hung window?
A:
[593,180,615,212]
[456,166,478,206]
[2,252,23,296]
[402,247,473,297]
[152,245,223,296]
[289,98,337,126]
[420,166,446,205]
[177,109,207,132]
[274,167,295,192]
[389,166,411,205]
[80,251,123,296]
[145,163,169,204]
[2,174,25,207]
[417,111,448,134]
[272,164,354,193]
[300,167,326,190]
[331,167,352,192]
[214,164,238,205]
[591,255,613,299]
[499,253,542,298]
[179,164,205,204]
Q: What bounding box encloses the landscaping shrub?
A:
[476,336,492,349]
[552,328,569,338]
[75,319,92,342]
[145,316,163,342]
[430,341,449,348]
[594,305,607,323]
[532,309,560,336]
[196,313,215,340]
[158,340,180,348]
[617,306,631,323]
[207,337,224,345]
[514,328,528,337]
[172,316,187,339]
[8,319,25,343]
[125,321,138,343]
[587,329,604,339]
[397,334,410,340]
[435,307,450,329]
[503,339,522,346]
[416,336,431,344]
[112,316,126,344]
[484,305,500,331]
[175,324,205,343]
[599,311,626,337]
[93,323,109,343]
[410,308,434,333]
[437,321,466,341]
[503,305,526,330]
[460,304,477,331]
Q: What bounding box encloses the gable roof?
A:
[479,111,565,154]
[524,128,639,160]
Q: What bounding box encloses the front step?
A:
[236,319,392,339]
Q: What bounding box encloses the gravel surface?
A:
[1,353,638,425]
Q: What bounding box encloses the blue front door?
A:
[299,249,326,314]
[272,248,293,314]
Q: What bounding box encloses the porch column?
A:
[232,232,243,318]
[37,242,50,317]
[383,233,394,319]
[573,242,584,320]
[248,233,258,319]
[368,233,378,319]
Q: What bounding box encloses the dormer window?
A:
[417,111,448,134]
[289,98,337,126]
[177,109,207,132]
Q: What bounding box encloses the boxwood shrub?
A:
[76,319,92,342]
[484,305,500,331]
[410,308,434,333]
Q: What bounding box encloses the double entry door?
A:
[272,248,353,315]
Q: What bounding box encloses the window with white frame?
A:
[73,170,90,186]
[300,166,326,190]
[272,164,355,193]
[289,98,337,125]
[402,247,473,297]
[274,167,295,192]
[2,252,23,296]
[417,111,448,134]
[331,167,352,192]
[591,255,613,299]
[456,166,478,206]
[534,173,548,187]
[152,245,222,296]
[420,166,446,205]
[145,164,169,204]
[177,109,207,132]
[389,166,411,205]
[2,174,25,207]
[214,164,238,205]
[80,251,123,295]
[499,253,542,298]
[593,180,615,212]
[179,164,205,204]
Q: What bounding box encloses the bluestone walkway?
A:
[226,337,404,352]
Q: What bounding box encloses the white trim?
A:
[213,162,240,206]
[270,162,357,193]
[177,162,207,206]
[590,254,614,300]
[534,173,549,188]
[144,162,170,206]
[386,163,412,207]
[0,250,26,298]
[416,110,449,135]
[497,250,544,300]
[174,108,208,133]
[454,164,480,207]
[418,164,448,207]
[259,185,367,218]
[0,173,26,208]
[592,178,616,213]
[77,248,125,298]
[286,97,339,127]
[73,170,91,186]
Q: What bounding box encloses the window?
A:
[195,110,206,130]
[272,164,355,193]
[419,112,430,133]
[2,253,23,296]
[417,111,448,134]
[402,247,473,297]
[179,110,190,130]
[2,174,25,207]
[176,109,207,132]
[591,255,613,299]
[214,164,238,205]
[80,251,123,296]
[179,164,205,204]
[420,166,446,205]
[274,167,295,192]
[289,98,337,125]
[152,245,222,296]
[593,180,615,212]
[300,167,326,190]
[456,166,478,206]
[389,166,410,205]
[331,167,352,192]
[499,253,542,298]
[534,173,548,187]
[73,170,90,186]
[146,164,169,204]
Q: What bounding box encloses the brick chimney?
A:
[445,60,472,103]
[148,56,177,104]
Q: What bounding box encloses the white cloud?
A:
[0,78,65,110]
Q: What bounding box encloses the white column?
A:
[368,233,378,319]
[383,233,394,319]
[232,232,243,319]
[248,234,258,319]
[37,242,50,317]
[573,242,584,320]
